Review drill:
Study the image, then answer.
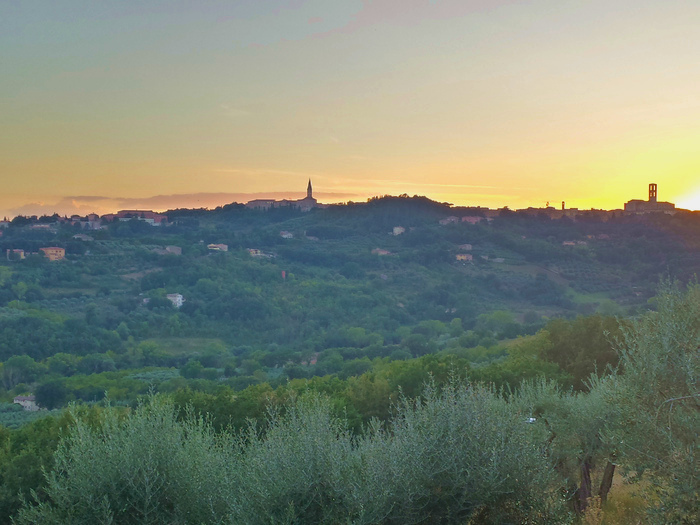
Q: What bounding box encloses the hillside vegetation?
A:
[0,197,698,523]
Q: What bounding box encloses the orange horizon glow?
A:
[2,180,698,221]
[2,1,699,219]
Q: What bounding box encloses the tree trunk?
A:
[598,460,615,504]
[575,457,593,513]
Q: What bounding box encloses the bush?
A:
[18,384,568,524]
[15,397,233,525]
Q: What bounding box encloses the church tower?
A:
[307,179,313,199]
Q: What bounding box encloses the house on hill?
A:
[166,293,185,308]
[6,249,25,260]
[40,247,65,261]
[14,395,39,411]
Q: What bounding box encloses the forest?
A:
[0,196,698,523]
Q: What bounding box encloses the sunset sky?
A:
[2,0,699,218]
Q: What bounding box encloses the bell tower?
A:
[649,183,657,203]
[307,179,313,199]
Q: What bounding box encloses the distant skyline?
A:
[2,0,699,218]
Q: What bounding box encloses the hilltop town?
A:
[0,181,686,237]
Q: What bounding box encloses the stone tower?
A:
[649,183,657,203]
[307,179,313,199]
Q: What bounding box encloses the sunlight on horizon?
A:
[676,186,700,211]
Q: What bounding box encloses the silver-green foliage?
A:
[611,281,699,524]
[355,382,565,524]
[15,398,234,525]
[17,385,566,524]
[230,395,358,524]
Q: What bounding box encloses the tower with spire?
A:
[245,178,319,211]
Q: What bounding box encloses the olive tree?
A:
[15,397,235,525]
[608,281,699,524]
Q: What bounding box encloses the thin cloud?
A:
[4,191,364,218]
[64,195,114,201]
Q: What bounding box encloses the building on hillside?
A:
[102,210,168,225]
[372,248,391,256]
[72,234,94,241]
[6,249,25,260]
[461,216,483,224]
[439,216,459,225]
[280,231,294,239]
[458,244,473,250]
[245,199,277,210]
[624,183,675,213]
[295,179,318,211]
[207,243,228,251]
[392,226,405,235]
[40,247,65,261]
[166,293,185,308]
[245,180,320,211]
[14,395,39,411]
[456,253,473,262]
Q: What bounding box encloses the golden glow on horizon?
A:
[1,1,699,217]
[676,187,700,212]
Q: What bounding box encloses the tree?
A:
[517,378,618,515]
[15,397,232,525]
[541,315,623,389]
[35,380,69,410]
[1,355,45,390]
[608,281,699,523]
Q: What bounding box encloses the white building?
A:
[166,293,185,308]
[14,395,39,411]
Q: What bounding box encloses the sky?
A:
[2,0,699,218]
